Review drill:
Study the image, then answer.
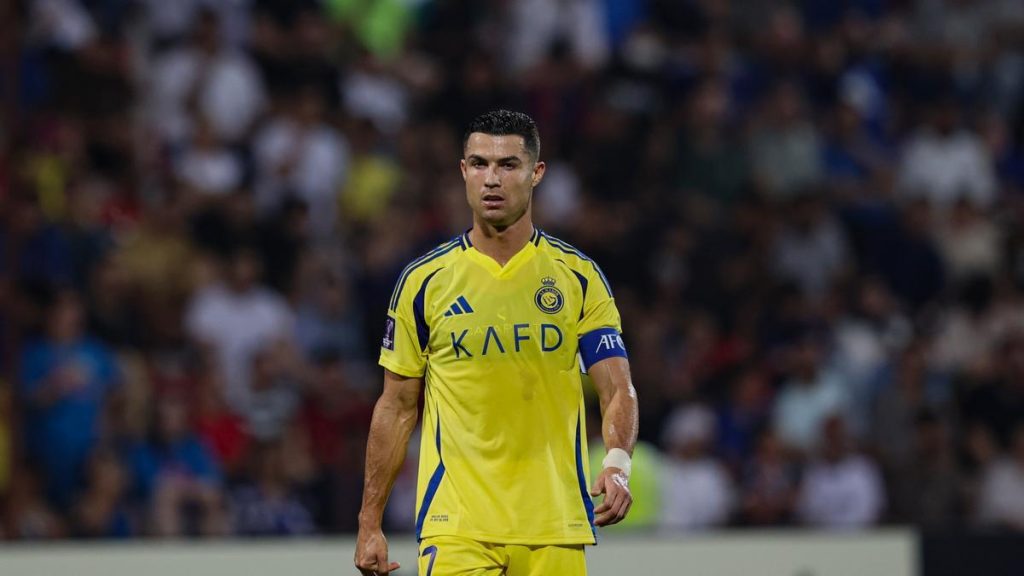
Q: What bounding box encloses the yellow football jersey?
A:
[379,229,627,546]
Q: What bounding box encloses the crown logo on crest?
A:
[541,277,556,287]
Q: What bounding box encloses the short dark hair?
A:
[463,110,541,161]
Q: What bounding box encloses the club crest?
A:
[534,276,564,314]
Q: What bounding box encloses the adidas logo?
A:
[443,296,475,317]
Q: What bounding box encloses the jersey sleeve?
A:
[578,261,621,335]
[379,276,428,378]
[577,261,627,370]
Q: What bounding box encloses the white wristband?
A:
[602,448,632,478]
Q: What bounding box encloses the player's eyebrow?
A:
[466,154,524,165]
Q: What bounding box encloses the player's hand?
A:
[355,527,401,575]
[590,467,632,526]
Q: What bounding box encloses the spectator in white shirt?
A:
[975,422,1024,531]
[185,247,295,412]
[934,198,1003,282]
[659,404,735,532]
[175,117,243,197]
[897,98,996,211]
[797,415,885,528]
[505,0,610,74]
[253,86,349,238]
[149,8,265,146]
[773,335,851,454]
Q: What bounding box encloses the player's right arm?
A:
[355,368,423,575]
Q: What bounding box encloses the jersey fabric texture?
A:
[379,229,627,546]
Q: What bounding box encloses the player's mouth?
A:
[481,193,505,209]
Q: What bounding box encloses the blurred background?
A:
[1,0,1024,553]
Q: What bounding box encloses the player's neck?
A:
[469,216,534,267]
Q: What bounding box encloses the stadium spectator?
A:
[298,349,373,532]
[185,246,295,413]
[675,77,749,204]
[193,354,248,478]
[127,393,225,536]
[975,421,1024,531]
[506,0,609,74]
[18,289,120,509]
[71,446,133,538]
[772,334,851,454]
[148,7,265,146]
[935,198,1003,282]
[337,119,402,228]
[0,191,73,289]
[832,278,913,439]
[253,85,349,237]
[873,340,951,470]
[886,411,962,529]
[240,340,303,442]
[739,427,800,526]
[229,441,315,537]
[865,198,947,312]
[716,367,773,472]
[174,117,244,198]
[748,81,823,200]
[896,97,996,211]
[293,269,365,360]
[797,415,885,528]
[659,404,735,531]
[770,193,848,301]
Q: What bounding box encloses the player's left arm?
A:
[589,355,639,526]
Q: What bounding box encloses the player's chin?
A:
[479,210,514,227]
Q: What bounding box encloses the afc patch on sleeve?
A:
[382,316,396,351]
[579,327,628,370]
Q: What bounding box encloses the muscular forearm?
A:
[358,393,419,529]
[591,358,638,454]
[602,387,639,454]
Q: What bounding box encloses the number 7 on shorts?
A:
[421,545,438,576]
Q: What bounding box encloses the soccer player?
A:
[355,110,638,576]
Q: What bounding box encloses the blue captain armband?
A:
[579,327,628,371]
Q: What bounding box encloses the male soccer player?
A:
[355,110,638,576]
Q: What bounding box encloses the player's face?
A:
[461,133,545,229]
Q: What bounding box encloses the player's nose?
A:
[484,167,501,187]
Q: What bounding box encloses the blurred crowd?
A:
[2,0,1024,539]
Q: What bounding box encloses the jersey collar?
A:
[464,228,539,279]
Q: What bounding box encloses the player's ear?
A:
[460,158,468,181]
[531,160,546,187]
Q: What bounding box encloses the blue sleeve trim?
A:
[413,268,444,351]
[570,269,588,320]
[579,327,628,370]
[555,258,589,320]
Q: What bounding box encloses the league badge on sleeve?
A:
[382,316,396,350]
[534,276,564,314]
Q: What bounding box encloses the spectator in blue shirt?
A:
[127,393,225,536]
[19,289,120,510]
